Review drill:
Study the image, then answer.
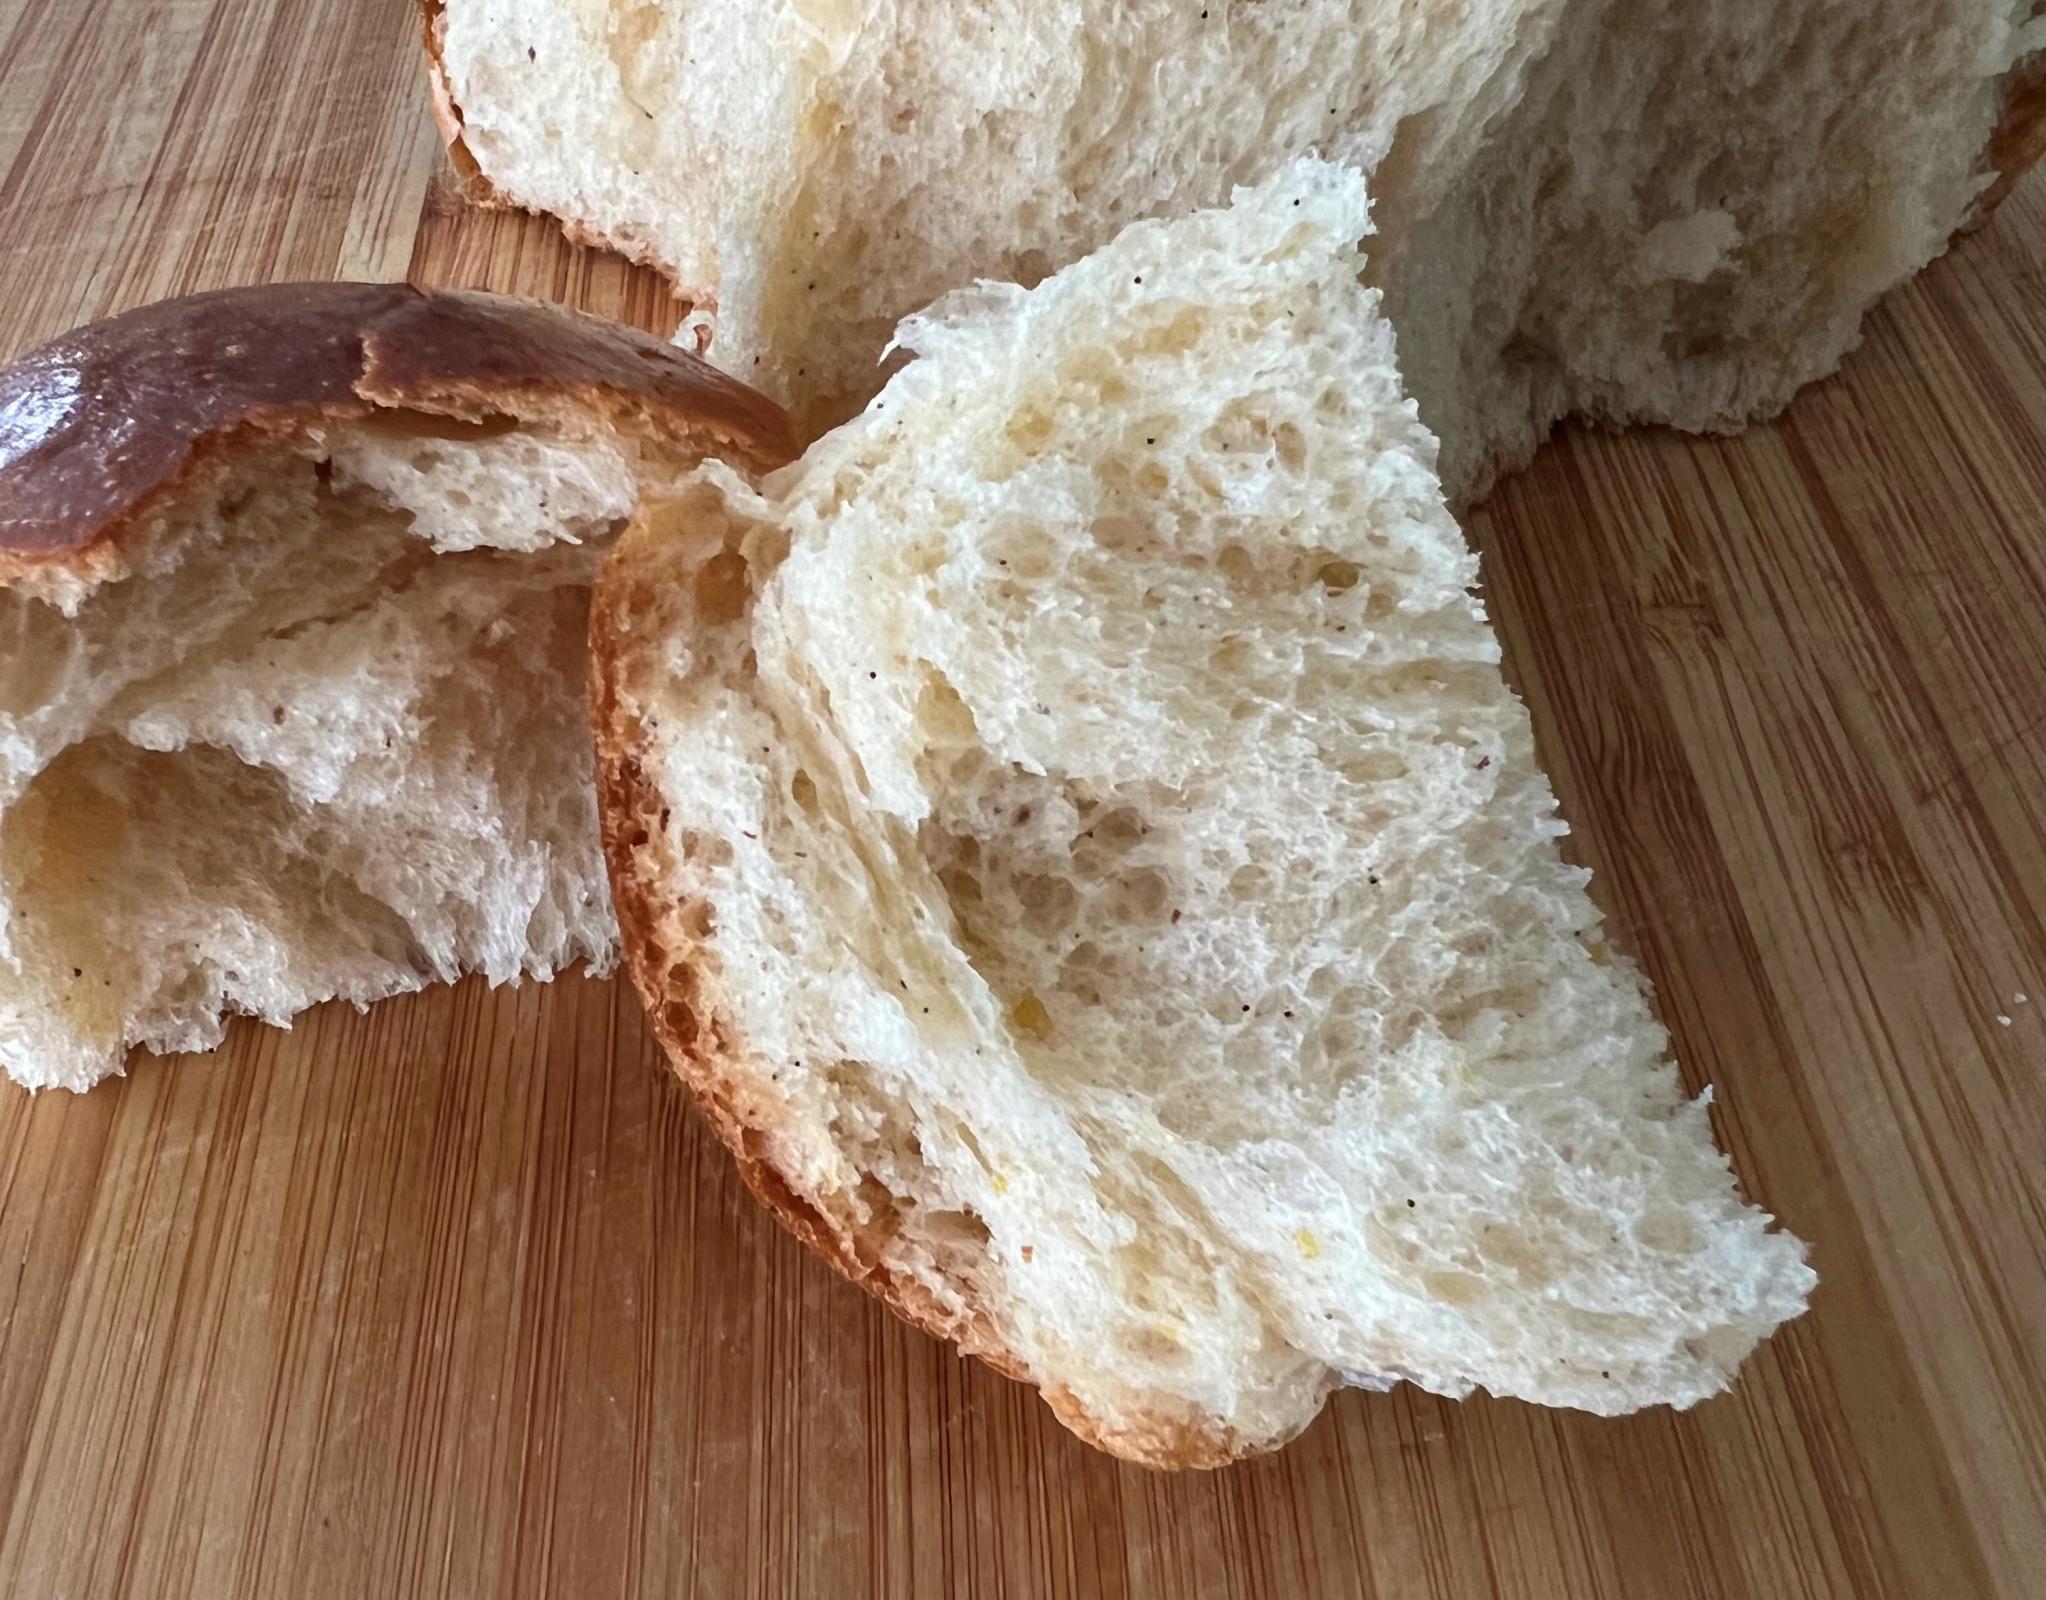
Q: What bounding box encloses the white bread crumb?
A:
[599,160,1815,1461]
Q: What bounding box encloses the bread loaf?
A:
[591,161,1814,1466]
[421,0,2046,499]
[0,283,792,1091]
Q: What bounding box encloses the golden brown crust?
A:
[587,541,1006,1371]
[0,282,794,594]
[1041,1387,1260,1470]
[414,1,499,206]
[587,517,1263,1471]
[412,0,714,314]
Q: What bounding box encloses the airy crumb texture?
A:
[0,283,794,1094]
[0,422,647,1091]
[595,161,1815,1466]
[428,0,2044,496]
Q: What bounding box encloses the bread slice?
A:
[0,283,793,1092]
[421,0,2046,499]
[591,160,1815,1466]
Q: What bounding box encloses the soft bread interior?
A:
[0,417,677,1091]
[434,0,2042,495]
[598,161,1814,1462]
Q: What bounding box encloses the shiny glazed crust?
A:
[0,282,794,598]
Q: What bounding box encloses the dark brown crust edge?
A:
[586,528,1267,1471]
[0,282,794,591]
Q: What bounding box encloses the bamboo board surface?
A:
[1,2,2043,1596]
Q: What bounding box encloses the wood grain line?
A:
[1,3,2043,1595]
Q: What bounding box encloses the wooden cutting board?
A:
[2,3,2042,1596]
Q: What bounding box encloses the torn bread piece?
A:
[592,161,1814,1466]
[422,0,2045,497]
[0,283,793,1091]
